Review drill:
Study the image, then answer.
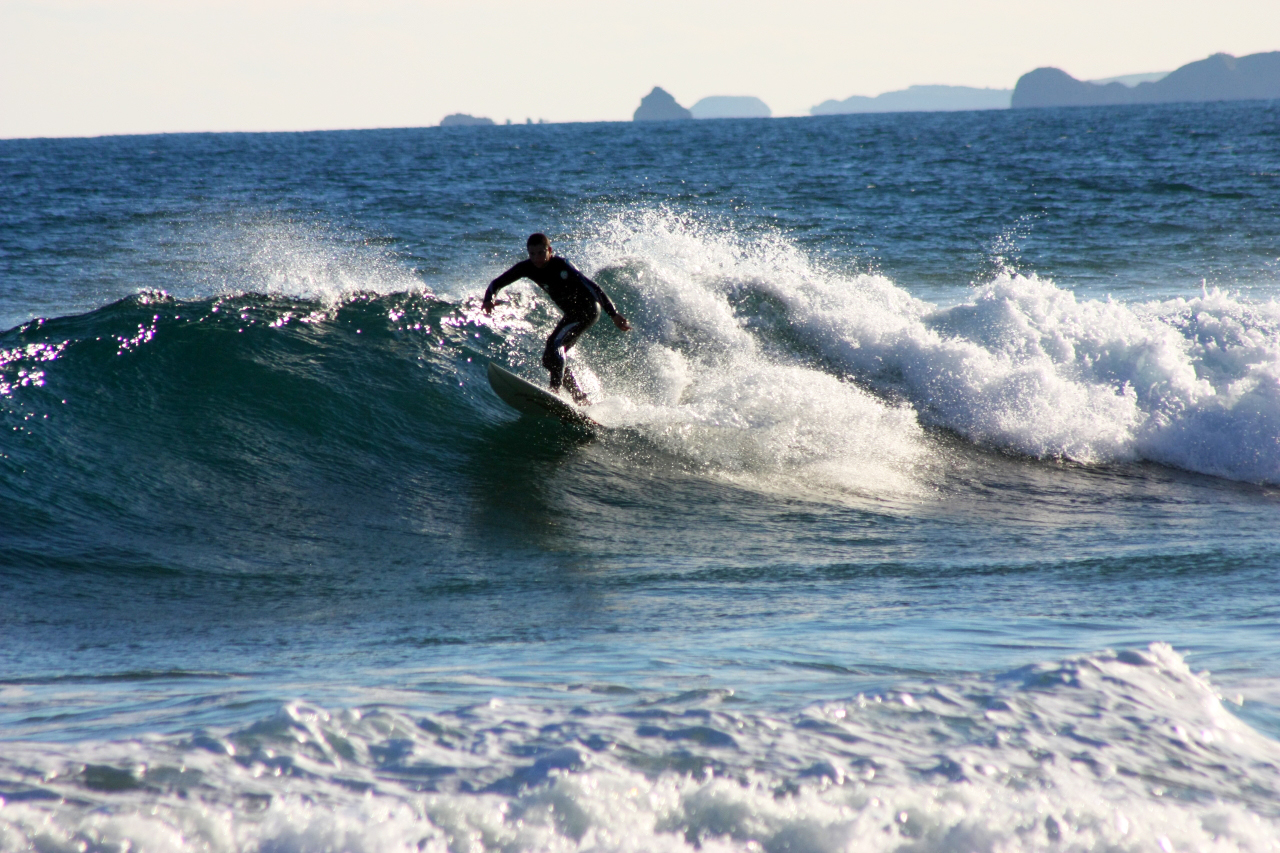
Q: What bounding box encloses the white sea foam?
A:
[570,209,1280,485]
[3,645,1279,852]
[560,210,932,499]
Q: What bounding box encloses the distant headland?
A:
[1013,51,1280,108]
[807,50,1277,116]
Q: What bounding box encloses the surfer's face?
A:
[528,243,552,267]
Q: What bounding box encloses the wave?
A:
[2,644,1277,851]
[2,206,1278,555]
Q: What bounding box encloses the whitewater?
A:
[2,101,1280,852]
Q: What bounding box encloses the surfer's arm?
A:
[482,262,530,312]
[572,264,632,331]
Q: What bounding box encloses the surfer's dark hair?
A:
[526,233,551,249]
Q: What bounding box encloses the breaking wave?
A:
[3,645,1277,852]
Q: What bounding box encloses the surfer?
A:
[482,233,631,404]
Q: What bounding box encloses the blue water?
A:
[2,101,1280,851]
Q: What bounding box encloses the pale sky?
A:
[2,0,1278,138]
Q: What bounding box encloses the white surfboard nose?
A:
[486,361,600,427]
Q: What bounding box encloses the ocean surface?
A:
[2,101,1280,852]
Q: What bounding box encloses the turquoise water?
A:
[2,102,1280,851]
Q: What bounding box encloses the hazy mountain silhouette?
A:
[811,85,1011,115]
[1013,52,1280,108]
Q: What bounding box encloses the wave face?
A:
[0,289,481,569]
[3,645,1278,852]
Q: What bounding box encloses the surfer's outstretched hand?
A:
[612,314,631,332]
[482,295,495,314]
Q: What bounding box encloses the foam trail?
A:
[575,208,1280,485]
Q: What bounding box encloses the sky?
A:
[2,0,1279,138]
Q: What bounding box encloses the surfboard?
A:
[486,362,599,427]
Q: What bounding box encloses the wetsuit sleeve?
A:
[568,262,621,318]
[485,261,531,302]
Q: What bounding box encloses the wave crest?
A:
[576,208,1280,484]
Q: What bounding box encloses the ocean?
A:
[2,100,1280,852]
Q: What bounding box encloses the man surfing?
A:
[482,233,630,404]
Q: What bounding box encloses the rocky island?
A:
[633,87,692,121]
[439,113,494,127]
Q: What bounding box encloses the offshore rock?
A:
[1013,51,1280,108]
[633,87,692,121]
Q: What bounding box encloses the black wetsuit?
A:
[484,257,621,393]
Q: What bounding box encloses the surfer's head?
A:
[527,233,552,267]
